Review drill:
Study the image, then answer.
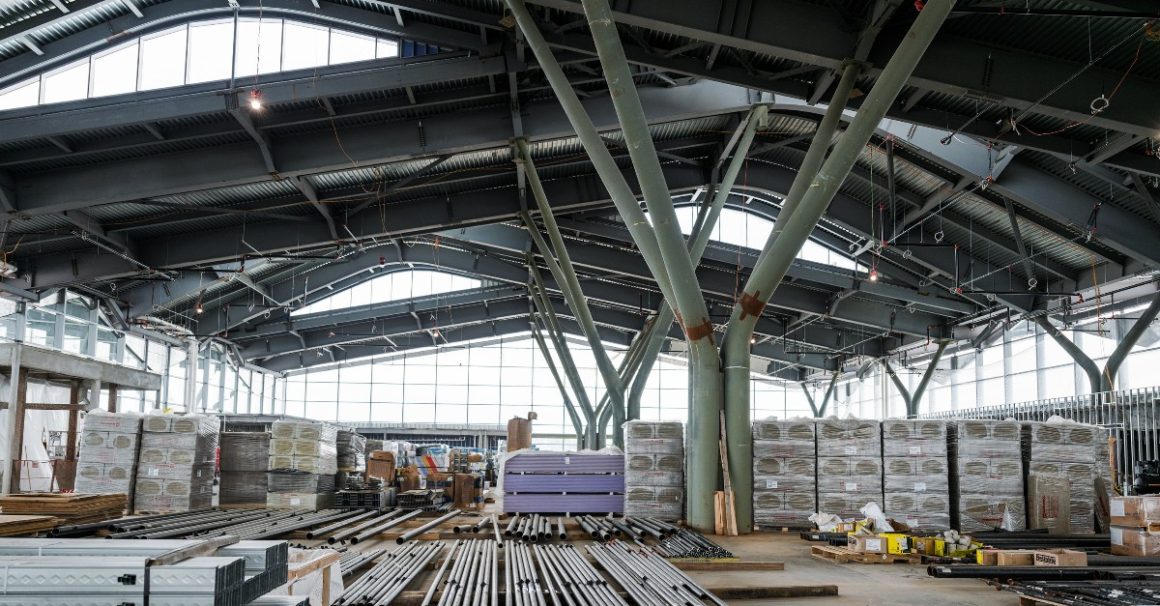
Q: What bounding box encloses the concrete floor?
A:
[696,534,1022,606]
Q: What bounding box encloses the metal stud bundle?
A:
[587,542,727,605]
[752,420,817,529]
[335,540,446,606]
[623,421,685,520]
[531,544,627,606]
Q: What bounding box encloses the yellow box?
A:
[881,533,910,554]
[914,536,945,557]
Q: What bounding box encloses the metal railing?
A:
[922,386,1160,492]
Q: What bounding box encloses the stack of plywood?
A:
[0,493,126,525]
[752,419,816,529]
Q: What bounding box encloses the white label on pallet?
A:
[765,479,778,489]
[845,482,858,491]
[908,446,922,455]
[914,482,927,492]
[844,446,857,455]
[290,497,301,506]
[1111,527,1124,545]
[1111,500,1125,517]
[564,456,571,465]
[148,468,159,477]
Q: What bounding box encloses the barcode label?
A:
[766,479,778,489]
[845,482,858,491]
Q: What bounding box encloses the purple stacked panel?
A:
[503,474,625,493]
[504,453,625,474]
[503,494,625,513]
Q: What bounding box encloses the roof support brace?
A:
[883,340,948,418]
[722,0,952,533]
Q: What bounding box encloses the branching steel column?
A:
[528,264,597,443]
[818,372,840,418]
[628,315,669,420]
[1102,292,1160,390]
[529,310,586,446]
[801,383,819,417]
[721,0,953,533]
[519,139,628,445]
[908,341,948,418]
[596,334,648,447]
[1034,316,1102,393]
[882,358,912,411]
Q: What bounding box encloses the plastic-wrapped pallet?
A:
[752,420,815,529]
[882,419,950,530]
[623,421,683,520]
[267,420,338,510]
[951,420,1025,532]
[134,414,219,513]
[1024,421,1102,534]
[337,430,367,472]
[816,419,881,520]
[220,432,270,507]
[75,411,142,498]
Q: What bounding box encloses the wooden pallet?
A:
[0,493,126,523]
[810,545,922,565]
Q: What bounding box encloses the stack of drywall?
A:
[503,452,624,513]
[752,419,816,529]
[623,421,684,520]
[74,411,142,498]
[883,419,951,530]
[220,432,270,507]
[134,414,219,513]
[1025,421,1101,534]
[267,420,338,510]
[816,419,882,520]
[337,430,367,473]
[952,420,1025,532]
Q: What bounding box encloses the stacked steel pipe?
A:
[336,541,445,605]
[429,540,499,606]
[505,542,545,606]
[338,548,385,577]
[501,514,563,543]
[653,528,735,559]
[532,544,627,606]
[588,542,727,605]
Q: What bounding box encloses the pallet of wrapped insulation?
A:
[267,420,338,510]
[220,432,270,507]
[752,419,815,529]
[882,419,950,530]
[134,414,219,513]
[624,421,684,520]
[1024,421,1103,534]
[337,430,367,472]
[951,420,1025,532]
[816,419,881,520]
[74,411,142,499]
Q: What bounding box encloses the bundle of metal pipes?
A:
[453,514,502,539]
[338,548,385,577]
[55,509,269,538]
[532,544,628,606]
[426,539,499,606]
[588,542,727,606]
[653,528,735,559]
[928,565,1160,581]
[397,509,463,545]
[327,510,410,544]
[335,541,445,606]
[501,514,565,543]
[1006,579,1160,605]
[187,509,373,541]
[969,532,1111,550]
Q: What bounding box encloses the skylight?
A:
[292,269,482,316]
[672,206,867,272]
[0,18,400,111]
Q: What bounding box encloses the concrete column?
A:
[2,344,23,495]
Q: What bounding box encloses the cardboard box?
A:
[996,550,1036,566]
[1111,526,1160,556]
[1033,549,1088,567]
[1110,496,1160,529]
[848,535,886,554]
[914,537,945,557]
[880,533,911,554]
[367,458,396,483]
[369,450,396,462]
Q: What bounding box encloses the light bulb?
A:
[750,336,756,345]
[869,268,879,282]
[247,89,263,111]
[194,305,203,315]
